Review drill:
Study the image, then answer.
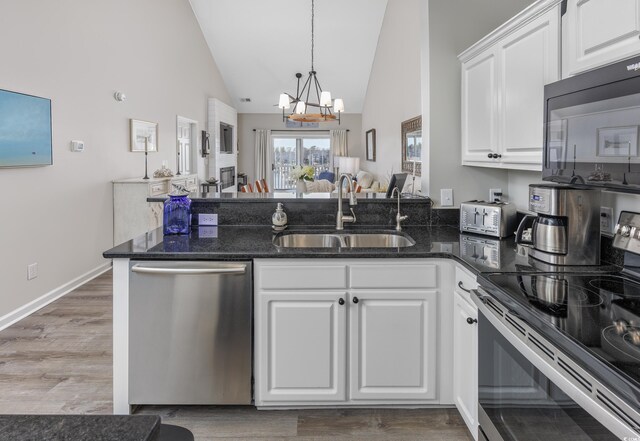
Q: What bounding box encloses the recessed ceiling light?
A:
[240,98,251,102]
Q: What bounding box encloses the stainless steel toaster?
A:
[460,201,517,238]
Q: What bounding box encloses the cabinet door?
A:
[256,291,347,403]
[564,0,640,77]
[462,51,498,163]
[453,291,478,440]
[498,8,560,167]
[349,290,437,400]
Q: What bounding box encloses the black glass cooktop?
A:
[484,271,640,386]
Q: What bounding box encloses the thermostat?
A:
[70,140,85,152]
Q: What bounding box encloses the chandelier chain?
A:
[311,0,315,71]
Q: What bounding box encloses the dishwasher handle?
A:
[131,264,246,275]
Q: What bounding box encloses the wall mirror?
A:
[401,115,422,176]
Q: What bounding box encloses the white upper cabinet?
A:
[462,52,497,164]
[499,11,560,165]
[563,0,640,77]
[460,0,562,171]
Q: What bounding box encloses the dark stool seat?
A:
[156,424,194,441]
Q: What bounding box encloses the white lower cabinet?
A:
[257,291,347,402]
[254,259,451,407]
[349,290,437,401]
[453,266,479,440]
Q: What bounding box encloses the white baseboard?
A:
[0,262,112,332]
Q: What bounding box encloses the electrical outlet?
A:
[198,226,218,238]
[198,213,218,226]
[489,188,503,203]
[440,189,454,207]
[600,207,613,234]
[27,263,38,280]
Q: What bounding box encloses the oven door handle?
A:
[471,288,489,303]
[471,288,524,320]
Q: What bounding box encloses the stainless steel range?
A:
[474,211,640,440]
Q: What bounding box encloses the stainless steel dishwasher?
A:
[129,261,252,405]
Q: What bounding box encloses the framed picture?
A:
[130,119,158,152]
[597,126,638,157]
[366,129,376,161]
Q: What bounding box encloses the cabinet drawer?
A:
[149,181,169,196]
[349,263,437,289]
[259,265,347,290]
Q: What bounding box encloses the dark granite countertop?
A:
[103,225,620,275]
[148,191,433,204]
[0,415,160,441]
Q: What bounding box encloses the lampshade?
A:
[333,98,344,113]
[320,90,332,107]
[295,101,306,114]
[337,156,360,175]
[278,94,290,109]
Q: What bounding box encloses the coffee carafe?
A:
[515,184,601,265]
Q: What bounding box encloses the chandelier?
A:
[278,0,344,124]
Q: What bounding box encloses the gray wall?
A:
[0,0,230,318]
[237,113,363,181]
[360,0,423,189]
[424,0,535,206]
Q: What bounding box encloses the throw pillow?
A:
[356,171,374,189]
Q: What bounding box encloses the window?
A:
[272,134,331,190]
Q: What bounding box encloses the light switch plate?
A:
[70,140,84,152]
[440,189,453,207]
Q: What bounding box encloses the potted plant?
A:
[290,165,315,193]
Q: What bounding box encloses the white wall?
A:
[424,0,535,206]
[236,113,362,180]
[360,0,422,188]
[0,0,230,318]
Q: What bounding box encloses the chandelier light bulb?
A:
[334,98,344,113]
[320,91,332,107]
[278,94,290,109]
[295,101,306,114]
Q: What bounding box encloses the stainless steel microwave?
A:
[543,55,640,194]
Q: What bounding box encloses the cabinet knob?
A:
[496,154,502,158]
[338,298,345,305]
[467,317,477,325]
[353,297,359,304]
[487,153,493,158]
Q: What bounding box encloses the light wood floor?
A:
[0,270,473,440]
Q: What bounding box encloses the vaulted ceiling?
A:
[189,0,388,114]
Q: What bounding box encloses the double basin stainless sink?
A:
[273,232,415,249]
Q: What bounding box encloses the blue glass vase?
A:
[163,194,191,235]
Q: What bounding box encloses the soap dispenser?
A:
[272,203,288,230]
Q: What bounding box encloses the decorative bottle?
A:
[163,185,192,235]
[272,203,287,228]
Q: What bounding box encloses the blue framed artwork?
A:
[0,89,53,167]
